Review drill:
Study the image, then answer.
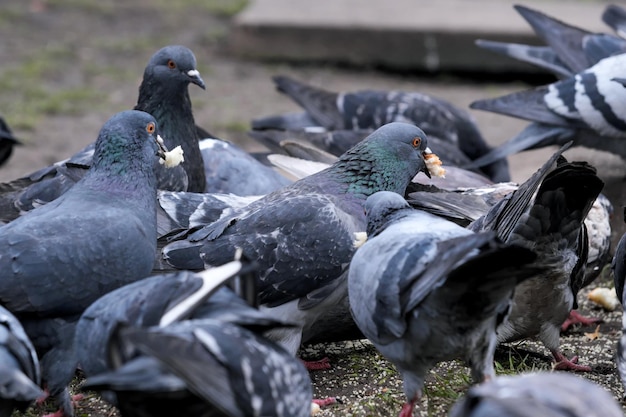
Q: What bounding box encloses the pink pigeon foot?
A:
[303,356,331,371]
[312,397,337,407]
[551,350,592,372]
[399,400,416,417]
[561,310,602,332]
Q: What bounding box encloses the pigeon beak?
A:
[187,69,206,90]
[420,147,432,178]
[155,134,168,161]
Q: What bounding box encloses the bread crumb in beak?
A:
[423,148,446,178]
[353,231,368,249]
[159,145,184,168]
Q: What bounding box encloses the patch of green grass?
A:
[150,0,249,17]
[45,0,116,15]
[0,45,104,131]
[213,120,250,133]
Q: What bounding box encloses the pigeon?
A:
[252,75,511,182]
[82,319,313,417]
[0,116,20,168]
[470,151,604,371]
[467,5,626,169]
[133,45,207,192]
[0,110,169,417]
[198,137,291,195]
[0,45,209,224]
[348,191,542,417]
[77,262,313,417]
[75,262,266,379]
[613,207,626,394]
[161,122,436,354]
[0,305,43,417]
[449,372,623,417]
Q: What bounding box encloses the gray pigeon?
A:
[82,319,312,417]
[0,110,168,417]
[162,122,435,355]
[613,207,626,393]
[76,263,267,379]
[470,152,604,371]
[252,75,511,182]
[0,305,42,417]
[449,372,623,417]
[467,5,626,169]
[78,262,312,417]
[348,191,542,417]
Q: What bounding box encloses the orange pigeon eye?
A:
[412,137,421,148]
[146,122,155,133]
[167,59,176,69]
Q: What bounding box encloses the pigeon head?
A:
[331,122,433,198]
[364,191,412,237]
[142,45,205,91]
[91,110,166,177]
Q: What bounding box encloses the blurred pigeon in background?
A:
[0,110,168,417]
[198,137,291,195]
[252,75,510,182]
[348,191,542,417]
[468,5,626,169]
[449,372,623,417]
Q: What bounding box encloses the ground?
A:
[1,1,625,417]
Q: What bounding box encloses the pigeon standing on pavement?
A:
[0,110,170,417]
[348,191,542,417]
[0,305,42,417]
[449,372,623,417]
[252,75,511,182]
[470,151,604,371]
[162,122,436,355]
[467,5,626,169]
[0,116,20,168]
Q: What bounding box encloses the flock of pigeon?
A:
[0,3,626,417]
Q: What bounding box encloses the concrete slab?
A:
[230,0,612,72]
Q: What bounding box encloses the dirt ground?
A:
[1,1,625,417]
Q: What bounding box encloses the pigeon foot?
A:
[551,350,592,372]
[561,310,602,332]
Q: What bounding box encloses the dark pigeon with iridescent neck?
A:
[0,110,167,417]
[134,45,206,192]
[162,122,433,355]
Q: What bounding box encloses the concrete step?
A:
[229,0,612,73]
